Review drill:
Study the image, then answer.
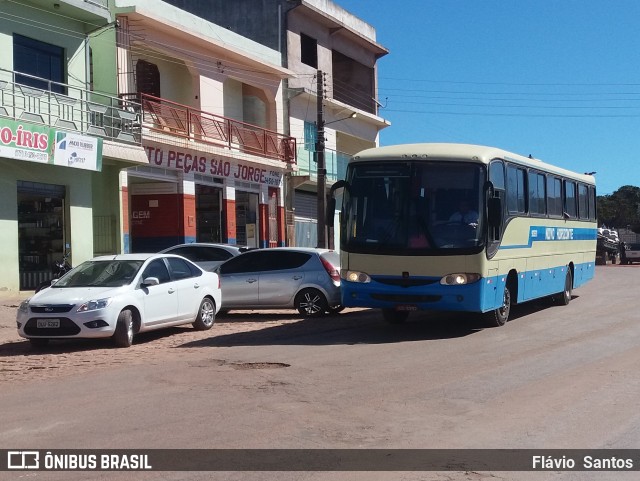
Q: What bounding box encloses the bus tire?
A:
[382,309,409,324]
[484,285,511,327]
[558,270,572,306]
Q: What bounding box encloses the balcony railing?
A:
[121,93,296,164]
[0,68,141,144]
[296,146,349,183]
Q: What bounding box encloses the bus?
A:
[328,143,597,326]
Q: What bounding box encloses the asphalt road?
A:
[1,264,639,481]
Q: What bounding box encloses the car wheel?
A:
[113,309,134,348]
[484,285,511,327]
[193,297,216,331]
[29,338,49,348]
[295,288,328,317]
[382,309,409,324]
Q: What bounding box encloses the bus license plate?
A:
[396,305,417,311]
[37,319,60,328]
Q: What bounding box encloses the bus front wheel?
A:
[484,285,511,327]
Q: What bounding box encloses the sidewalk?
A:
[0,292,29,345]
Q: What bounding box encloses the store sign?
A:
[0,119,102,171]
[144,145,283,187]
[52,131,102,171]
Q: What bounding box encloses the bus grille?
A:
[371,294,441,303]
[373,277,439,288]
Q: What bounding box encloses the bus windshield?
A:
[341,161,485,254]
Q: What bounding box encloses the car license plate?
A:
[396,305,417,311]
[37,319,60,328]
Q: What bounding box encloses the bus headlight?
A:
[440,273,481,285]
[342,270,371,283]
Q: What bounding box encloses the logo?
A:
[8,451,39,469]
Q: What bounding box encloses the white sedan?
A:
[17,253,222,348]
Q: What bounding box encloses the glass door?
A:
[195,184,222,243]
[17,181,66,290]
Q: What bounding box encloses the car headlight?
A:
[341,269,371,283]
[440,273,481,286]
[18,299,30,313]
[77,298,112,312]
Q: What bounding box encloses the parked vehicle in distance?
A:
[216,247,342,317]
[35,249,72,293]
[624,243,640,264]
[160,243,249,271]
[17,253,221,348]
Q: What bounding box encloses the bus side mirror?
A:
[327,180,348,230]
[326,197,336,229]
[488,197,502,227]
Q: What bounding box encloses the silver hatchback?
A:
[217,248,342,317]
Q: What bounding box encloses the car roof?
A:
[160,243,247,252]
[91,253,160,261]
[91,253,200,262]
[239,247,334,255]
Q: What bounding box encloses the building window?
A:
[136,59,161,97]
[300,33,318,68]
[303,121,317,152]
[13,34,65,93]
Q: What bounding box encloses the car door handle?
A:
[293,275,303,280]
[193,283,200,289]
[168,288,175,294]
[246,278,257,283]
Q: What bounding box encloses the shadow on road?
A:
[181,295,569,348]
[181,310,484,348]
[0,296,568,356]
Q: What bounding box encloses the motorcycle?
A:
[35,250,72,293]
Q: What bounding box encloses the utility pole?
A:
[315,70,327,248]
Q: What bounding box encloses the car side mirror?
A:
[141,276,160,287]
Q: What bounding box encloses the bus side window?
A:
[489,160,506,243]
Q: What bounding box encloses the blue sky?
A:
[337,0,640,194]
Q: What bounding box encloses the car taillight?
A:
[320,257,340,282]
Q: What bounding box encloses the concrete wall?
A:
[0,1,90,89]
[0,159,94,293]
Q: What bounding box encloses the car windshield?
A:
[54,260,144,288]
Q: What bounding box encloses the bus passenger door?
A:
[484,268,500,311]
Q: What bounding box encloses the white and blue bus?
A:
[328,143,597,325]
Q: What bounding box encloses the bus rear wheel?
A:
[484,285,511,327]
[557,270,572,306]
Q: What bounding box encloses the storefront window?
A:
[196,184,222,243]
[236,191,258,247]
[17,181,66,290]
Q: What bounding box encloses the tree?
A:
[596,185,640,230]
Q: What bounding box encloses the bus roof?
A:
[351,143,595,185]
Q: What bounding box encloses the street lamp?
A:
[315,112,357,248]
